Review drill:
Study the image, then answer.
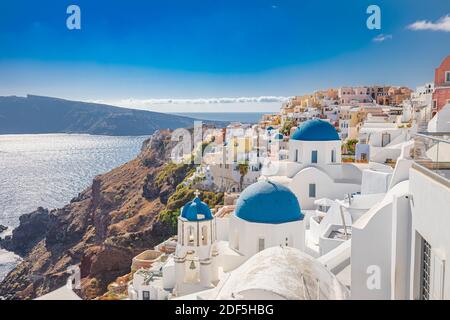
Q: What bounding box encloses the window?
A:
[331,149,336,163]
[142,291,150,300]
[420,238,431,300]
[258,238,265,252]
[295,149,298,162]
[309,183,316,198]
[311,150,318,163]
[446,71,450,83]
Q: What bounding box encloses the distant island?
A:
[0,95,226,136]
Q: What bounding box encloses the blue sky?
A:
[0,0,449,112]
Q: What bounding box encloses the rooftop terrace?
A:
[412,133,450,183]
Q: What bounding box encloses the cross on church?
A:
[194,190,201,197]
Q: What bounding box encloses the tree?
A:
[280,119,297,136]
[343,139,358,155]
[238,162,249,191]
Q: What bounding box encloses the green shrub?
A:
[155,163,195,189]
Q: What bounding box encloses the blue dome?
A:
[181,196,213,221]
[266,126,274,131]
[235,181,303,224]
[273,133,284,140]
[291,119,339,141]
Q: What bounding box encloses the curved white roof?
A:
[211,246,349,300]
[353,180,410,229]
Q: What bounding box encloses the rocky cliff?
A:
[0,130,201,299]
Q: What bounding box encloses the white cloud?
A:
[90,96,291,112]
[407,14,450,32]
[372,34,393,42]
[93,96,290,108]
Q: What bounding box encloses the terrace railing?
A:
[411,133,450,183]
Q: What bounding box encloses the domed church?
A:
[229,180,305,257]
[262,119,364,210]
[133,179,348,300]
[289,119,341,165]
[165,181,307,297]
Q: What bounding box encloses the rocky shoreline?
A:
[0,131,185,299]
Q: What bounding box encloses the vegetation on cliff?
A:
[154,161,224,233]
[0,130,219,300]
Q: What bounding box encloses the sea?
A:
[0,134,148,281]
[174,112,267,124]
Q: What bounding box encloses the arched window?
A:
[202,225,208,245]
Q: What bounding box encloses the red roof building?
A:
[433,55,450,113]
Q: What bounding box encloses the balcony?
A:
[411,133,450,184]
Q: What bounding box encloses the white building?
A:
[316,131,450,300]
[358,121,413,164]
[412,82,434,107]
[350,141,450,299]
[261,119,392,210]
[428,103,450,133]
[129,179,349,300]
[126,113,450,301]
[172,192,219,296]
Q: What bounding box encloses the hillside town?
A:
[38,55,450,301]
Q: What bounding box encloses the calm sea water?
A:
[0,134,148,281]
[174,112,267,123]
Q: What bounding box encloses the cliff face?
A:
[0,130,187,299]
